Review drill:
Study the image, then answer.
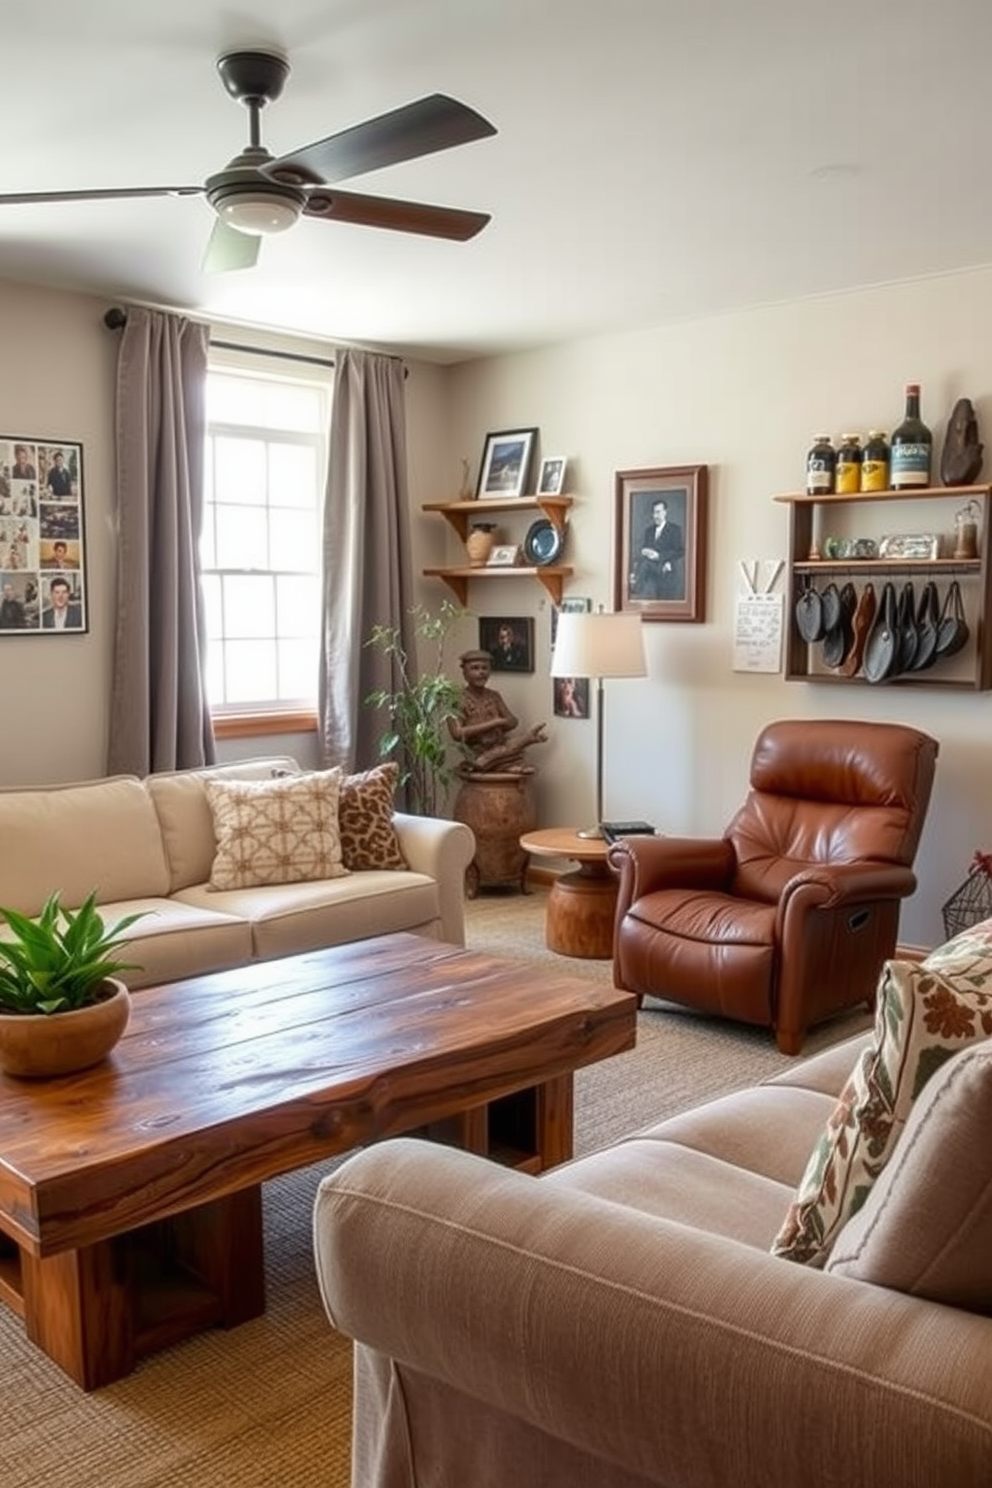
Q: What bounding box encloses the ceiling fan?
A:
[0,49,497,273]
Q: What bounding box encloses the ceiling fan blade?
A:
[0,186,202,205]
[266,94,496,188]
[202,217,261,274]
[303,188,490,241]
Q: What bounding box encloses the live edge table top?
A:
[0,933,638,1262]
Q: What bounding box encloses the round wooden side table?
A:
[519,827,618,960]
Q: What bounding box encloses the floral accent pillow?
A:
[337,763,408,872]
[204,770,348,890]
[771,950,992,1266]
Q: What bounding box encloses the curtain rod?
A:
[103,306,337,370]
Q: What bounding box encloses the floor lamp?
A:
[550,608,647,838]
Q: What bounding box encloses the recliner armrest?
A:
[776,860,919,932]
[610,835,735,917]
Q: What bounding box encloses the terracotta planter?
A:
[0,978,130,1079]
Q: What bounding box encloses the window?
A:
[201,359,330,721]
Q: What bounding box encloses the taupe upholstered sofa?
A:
[0,757,475,985]
[314,1023,992,1487]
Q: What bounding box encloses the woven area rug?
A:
[0,891,871,1488]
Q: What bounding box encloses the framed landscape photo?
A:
[614,464,708,622]
[0,435,87,636]
[479,615,534,672]
[476,427,538,498]
[536,455,567,496]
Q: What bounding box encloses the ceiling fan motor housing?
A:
[205,148,306,235]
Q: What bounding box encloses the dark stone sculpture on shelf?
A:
[940,397,984,486]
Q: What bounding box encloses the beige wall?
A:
[1,269,990,946]
[434,268,992,947]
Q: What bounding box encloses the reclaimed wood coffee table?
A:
[0,932,636,1389]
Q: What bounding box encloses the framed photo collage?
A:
[0,435,87,635]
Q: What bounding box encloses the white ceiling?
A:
[3,1,991,364]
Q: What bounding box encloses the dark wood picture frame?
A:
[613,464,708,622]
[478,615,535,672]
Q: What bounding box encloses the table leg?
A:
[18,1185,266,1390]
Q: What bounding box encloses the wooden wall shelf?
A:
[422,496,575,604]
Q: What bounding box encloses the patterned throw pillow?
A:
[771,950,992,1266]
[204,771,349,890]
[337,763,408,872]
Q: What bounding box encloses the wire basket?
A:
[941,854,992,940]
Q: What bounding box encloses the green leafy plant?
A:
[365,600,467,817]
[0,891,147,1016]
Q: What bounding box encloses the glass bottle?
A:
[861,430,890,492]
[890,384,932,489]
[806,435,836,495]
[835,434,863,494]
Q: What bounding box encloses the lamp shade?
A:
[550,611,647,679]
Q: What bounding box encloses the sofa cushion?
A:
[94,897,254,990]
[824,1040,992,1310]
[204,771,348,891]
[0,776,170,915]
[174,871,442,960]
[771,957,992,1266]
[338,764,408,871]
[146,757,303,891]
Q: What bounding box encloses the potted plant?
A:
[365,600,467,817]
[0,890,146,1078]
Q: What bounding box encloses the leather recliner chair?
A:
[609,719,939,1053]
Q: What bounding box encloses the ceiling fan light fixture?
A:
[217,190,302,235]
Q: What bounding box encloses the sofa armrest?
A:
[314,1139,992,1488]
[392,813,475,945]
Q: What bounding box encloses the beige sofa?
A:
[314,1027,992,1488]
[0,757,475,987]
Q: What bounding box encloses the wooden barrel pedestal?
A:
[453,772,538,897]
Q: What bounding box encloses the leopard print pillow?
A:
[338,763,408,871]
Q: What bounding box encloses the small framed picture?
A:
[486,543,522,567]
[614,464,708,623]
[553,674,590,719]
[551,594,591,647]
[479,616,534,672]
[536,456,567,496]
[476,428,538,499]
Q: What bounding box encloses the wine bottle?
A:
[890,384,932,489]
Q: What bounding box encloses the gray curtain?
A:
[319,348,415,779]
[107,308,215,776]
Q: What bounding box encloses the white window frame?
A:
[201,348,332,733]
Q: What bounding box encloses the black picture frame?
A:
[478,615,534,672]
[0,434,87,636]
[553,674,590,719]
[476,428,538,498]
[614,464,708,622]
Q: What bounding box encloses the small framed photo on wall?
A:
[479,615,534,672]
[553,674,589,719]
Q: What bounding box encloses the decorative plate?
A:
[523,518,564,566]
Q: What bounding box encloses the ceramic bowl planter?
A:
[0,977,130,1078]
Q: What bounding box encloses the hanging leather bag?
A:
[935,580,969,658]
[895,581,919,675]
[839,582,877,678]
[822,581,857,669]
[862,581,898,684]
[795,577,825,643]
[911,581,940,671]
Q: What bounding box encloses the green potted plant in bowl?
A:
[365,600,468,817]
[0,890,146,1078]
